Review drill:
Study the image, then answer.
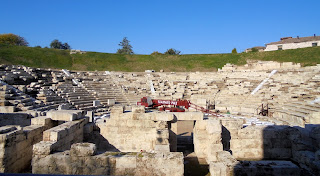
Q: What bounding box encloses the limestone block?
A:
[217,151,237,164]
[116,155,136,169]
[84,123,94,134]
[310,112,320,124]
[86,111,93,122]
[0,106,15,113]
[232,148,264,160]
[31,116,52,127]
[70,143,96,156]
[264,148,292,159]
[156,121,168,130]
[131,105,145,113]
[93,100,100,106]
[169,112,203,121]
[209,162,228,176]
[155,138,169,145]
[230,139,263,149]
[0,126,17,134]
[43,119,86,145]
[33,141,57,155]
[110,106,124,118]
[209,133,222,144]
[108,99,116,106]
[58,104,69,110]
[233,160,300,176]
[155,144,170,152]
[206,119,221,134]
[237,125,264,139]
[207,144,223,162]
[156,129,169,139]
[47,110,84,121]
[149,112,174,121]
[195,120,207,130]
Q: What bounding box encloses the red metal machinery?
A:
[137,97,223,117]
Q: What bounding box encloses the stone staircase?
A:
[81,75,140,105]
[271,101,320,127]
[56,81,103,111]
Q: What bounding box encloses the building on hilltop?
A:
[245,46,266,53]
[265,34,320,51]
[70,49,86,54]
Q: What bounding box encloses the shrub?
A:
[164,48,180,55]
[151,51,163,55]
[232,48,237,54]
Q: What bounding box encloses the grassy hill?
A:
[1,43,320,72]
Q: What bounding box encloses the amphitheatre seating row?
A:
[0,62,319,127]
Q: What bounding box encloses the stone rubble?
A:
[0,61,319,175]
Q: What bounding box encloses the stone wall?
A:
[0,123,49,172]
[40,118,88,152]
[33,143,184,176]
[265,40,320,51]
[230,125,301,160]
[193,119,223,162]
[209,151,300,176]
[0,113,32,127]
[99,116,170,152]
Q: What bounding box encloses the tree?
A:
[62,42,70,50]
[117,37,133,54]
[50,39,71,50]
[50,39,62,49]
[251,48,258,52]
[0,33,28,46]
[232,48,237,54]
[164,48,180,55]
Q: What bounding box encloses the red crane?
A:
[137,97,223,117]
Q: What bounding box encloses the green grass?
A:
[241,46,320,66]
[1,43,320,71]
[71,53,246,72]
[0,44,72,69]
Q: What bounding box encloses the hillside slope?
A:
[0,44,72,69]
[1,44,320,71]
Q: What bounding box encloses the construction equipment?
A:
[256,103,269,116]
[137,97,222,117]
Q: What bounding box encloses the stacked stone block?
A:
[0,124,48,173]
[100,109,172,152]
[33,143,184,176]
[230,125,301,160]
[41,118,87,151]
[193,119,223,162]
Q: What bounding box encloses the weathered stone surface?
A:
[116,112,174,121]
[70,143,96,156]
[233,160,300,176]
[42,118,87,151]
[100,117,169,152]
[0,113,32,127]
[0,125,46,173]
[33,151,184,176]
[47,110,84,121]
[132,105,145,113]
[0,106,15,113]
[168,112,203,121]
[110,105,124,117]
[194,119,222,162]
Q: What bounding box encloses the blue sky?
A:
[1,0,319,54]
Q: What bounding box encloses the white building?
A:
[265,35,320,51]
